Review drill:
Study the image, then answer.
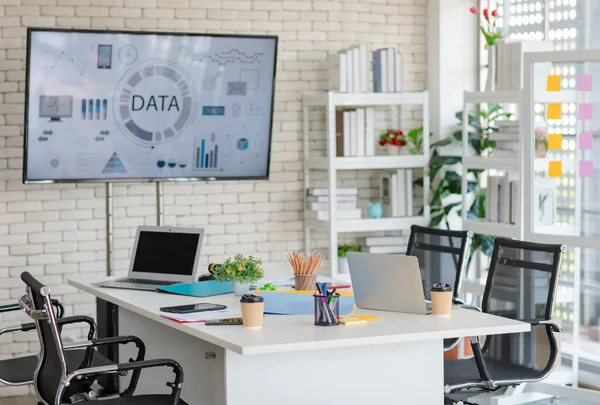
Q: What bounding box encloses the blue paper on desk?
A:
[156,280,233,298]
[260,291,355,315]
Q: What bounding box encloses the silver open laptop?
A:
[347,252,454,315]
[95,226,204,291]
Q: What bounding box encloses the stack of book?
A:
[372,48,402,93]
[305,188,361,221]
[328,45,402,93]
[379,170,414,218]
[360,236,407,254]
[335,109,375,157]
[491,121,519,158]
[328,44,369,93]
[486,174,519,225]
[496,39,553,91]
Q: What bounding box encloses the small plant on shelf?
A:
[379,129,406,155]
[211,254,264,296]
[337,244,360,274]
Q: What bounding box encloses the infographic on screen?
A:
[25,30,277,181]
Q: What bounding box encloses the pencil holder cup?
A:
[295,273,317,291]
[313,293,340,326]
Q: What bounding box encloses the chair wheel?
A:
[550,397,560,405]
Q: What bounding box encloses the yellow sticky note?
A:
[547,75,561,91]
[548,134,562,150]
[547,103,562,120]
[549,161,562,178]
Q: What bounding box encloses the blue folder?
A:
[157,280,233,298]
[259,291,355,316]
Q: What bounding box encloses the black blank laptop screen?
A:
[132,231,199,275]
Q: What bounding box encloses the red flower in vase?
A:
[469,7,478,14]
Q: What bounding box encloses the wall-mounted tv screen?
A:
[23,28,277,183]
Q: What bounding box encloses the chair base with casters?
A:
[18,271,189,405]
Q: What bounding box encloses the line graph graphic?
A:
[45,46,96,77]
[39,96,73,121]
[184,48,264,65]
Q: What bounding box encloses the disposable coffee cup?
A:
[430,283,453,316]
[240,294,264,328]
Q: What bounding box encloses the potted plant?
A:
[535,127,548,158]
[211,254,264,296]
[379,129,406,155]
[337,244,360,274]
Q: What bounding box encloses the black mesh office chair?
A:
[19,272,188,405]
[406,225,472,305]
[0,298,108,388]
[406,225,472,351]
[444,238,564,403]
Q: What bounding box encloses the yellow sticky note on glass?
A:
[548,134,562,150]
[549,161,562,178]
[547,103,561,120]
[547,75,561,91]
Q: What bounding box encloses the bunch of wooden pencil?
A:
[287,251,324,275]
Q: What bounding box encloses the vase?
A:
[485,45,496,92]
[385,144,399,155]
[535,143,548,159]
[337,256,349,274]
[367,202,383,219]
[232,281,251,296]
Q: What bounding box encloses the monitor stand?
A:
[49,117,63,122]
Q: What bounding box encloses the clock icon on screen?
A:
[118,45,138,65]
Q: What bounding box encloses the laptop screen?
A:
[131,231,200,276]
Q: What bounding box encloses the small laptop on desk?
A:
[95,226,204,291]
[347,252,458,315]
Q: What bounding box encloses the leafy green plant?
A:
[414,104,511,263]
[211,254,264,283]
[338,244,360,257]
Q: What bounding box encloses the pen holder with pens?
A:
[313,293,340,326]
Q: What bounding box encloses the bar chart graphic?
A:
[194,138,220,170]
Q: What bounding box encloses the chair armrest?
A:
[523,319,563,333]
[56,359,183,405]
[21,315,96,340]
[0,303,21,313]
[452,297,465,305]
[460,305,482,312]
[63,335,146,396]
[469,336,493,384]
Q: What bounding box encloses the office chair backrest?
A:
[481,238,564,380]
[19,272,68,405]
[406,225,472,300]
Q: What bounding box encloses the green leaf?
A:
[443,202,461,215]
[429,155,461,168]
[430,136,453,147]
[429,213,444,228]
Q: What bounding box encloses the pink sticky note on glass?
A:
[578,74,593,91]
[580,161,594,178]
[579,132,593,149]
[578,103,593,120]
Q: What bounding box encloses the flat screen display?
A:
[24,28,277,183]
[132,231,200,275]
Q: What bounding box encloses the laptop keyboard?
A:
[117,278,177,286]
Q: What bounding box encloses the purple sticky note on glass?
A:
[580,161,593,178]
[578,103,593,120]
[578,74,593,91]
[579,132,593,149]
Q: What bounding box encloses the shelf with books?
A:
[462,219,522,239]
[302,89,430,280]
[305,155,427,171]
[305,216,429,233]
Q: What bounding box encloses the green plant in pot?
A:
[412,104,511,268]
[337,244,360,274]
[211,254,264,296]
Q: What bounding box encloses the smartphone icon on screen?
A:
[97,45,112,69]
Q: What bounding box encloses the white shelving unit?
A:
[302,91,430,280]
[460,90,524,240]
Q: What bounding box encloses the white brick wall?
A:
[0,0,427,396]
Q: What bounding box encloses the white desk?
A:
[69,277,529,405]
